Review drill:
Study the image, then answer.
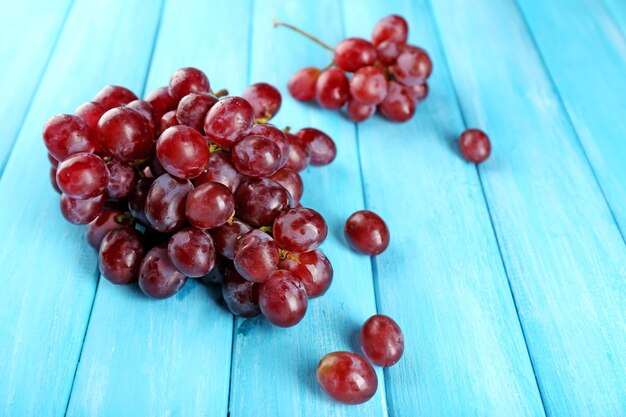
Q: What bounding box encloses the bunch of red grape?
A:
[278,15,432,123]
[43,66,339,328]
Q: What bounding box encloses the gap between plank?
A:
[225,1,255,416]
[61,0,167,414]
[511,0,626,247]
[425,0,549,415]
[0,0,76,179]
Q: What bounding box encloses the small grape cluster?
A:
[279,15,432,123]
[43,66,339,328]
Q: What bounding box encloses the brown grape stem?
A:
[273,21,335,52]
[213,88,229,98]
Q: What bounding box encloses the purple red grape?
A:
[231,135,282,178]
[56,152,109,199]
[278,249,333,297]
[156,125,210,179]
[334,38,378,72]
[360,314,404,367]
[86,209,132,249]
[459,129,491,163]
[144,174,193,233]
[204,96,254,148]
[234,178,291,227]
[99,227,145,285]
[94,85,138,110]
[139,244,188,299]
[288,67,321,102]
[168,227,216,277]
[293,128,336,166]
[316,352,378,404]
[145,86,178,118]
[169,67,210,100]
[43,114,98,161]
[233,229,279,283]
[344,210,390,255]
[222,265,261,317]
[315,68,349,109]
[273,207,328,253]
[97,107,153,162]
[176,92,218,132]
[185,182,235,229]
[242,82,282,122]
[259,269,308,327]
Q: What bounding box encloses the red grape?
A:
[234,178,291,226]
[379,81,416,122]
[349,66,388,105]
[145,86,178,118]
[210,220,251,259]
[176,92,218,132]
[185,182,235,229]
[288,67,321,101]
[144,174,193,233]
[86,209,132,249]
[411,83,429,102]
[231,135,282,178]
[105,159,137,200]
[139,244,188,299]
[204,96,254,148]
[344,210,389,255]
[222,265,261,318]
[269,169,303,203]
[315,68,349,109]
[233,229,279,283]
[371,15,408,46]
[75,101,106,131]
[459,129,491,163]
[126,99,158,136]
[316,352,377,404]
[259,269,307,327]
[193,151,243,193]
[169,67,210,100]
[158,110,179,136]
[156,125,210,179]
[94,85,138,110]
[390,45,432,86]
[360,314,404,367]
[283,133,310,172]
[50,167,61,193]
[48,153,59,167]
[56,152,109,199]
[347,99,376,122]
[242,82,282,122]
[43,114,98,161]
[376,39,402,65]
[98,227,145,285]
[334,38,378,72]
[97,107,153,162]
[278,249,332,297]
[273,207,328,252]
[60,193,105,225]
[294,128,337,166]
[249,124,290,167]
[167,227,216,277]
[128,177,153,226]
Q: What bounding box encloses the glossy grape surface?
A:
[145,86,178,118]
[390,45,433,86]
[349,66,388,105]
[315,68,349,109]
[231,135,282,178]
[126,99,158,136]
[258,269,307,327]
[105,159,137,200]
[248,124,290,167]
[169,67,210,100]
[273,207,328,252]
[294,128,337,166]
[144,174,193,233]
[97,107,153,162]
[176,92,218,132]
[379,81,416,122]
[168,227,215,277]
[233,229,279,283]
[86,209,132,249]
[283,133,310,172]
[347,99,376,122]
[139,244,188,299]
[75,101,107,131]
[278,249,333,297]
[56,152,109,199]
[376,39,401,65]
[234,179,291,226]
[269,169,304,203]
[185,182,235,229]
[459,129,491,163]
[344,210,390,255]
[156,125,210,179]
[204,96,254,147]
[193,151,242,193]
[371,15,409,46]
[210,220,251,259]
[158,110,179,135]
[128,177,153,226]
[360,314,404,367]
[334,38,378,72]
[242,82,282,122]
[222,265,261,318]
[98,227,145,285]
[94,85,138,109]
[60,193,105,225]
[43,114,97,161]
[316,352,378,404]
[288,67,321,101]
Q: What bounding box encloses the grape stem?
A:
[273,21,335,52]
[213,88,229,98]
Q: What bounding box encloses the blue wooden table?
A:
[1,0,624,416]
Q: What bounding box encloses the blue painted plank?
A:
[0,0,162,415]
[227,1,386,416]
[603,0,626,35]
[344,1,546,416]
[0,0,72,171]
[65,0,251,416]
[429,0,626,415]
[516,0,626,239]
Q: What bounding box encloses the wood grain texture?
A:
[345,0,546,416]
[0,0,72,171]
[65,0,251,416]
[0,0,162,416]
[429,0,626,415]
[516,0,626,238]
[226,1,386,416]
